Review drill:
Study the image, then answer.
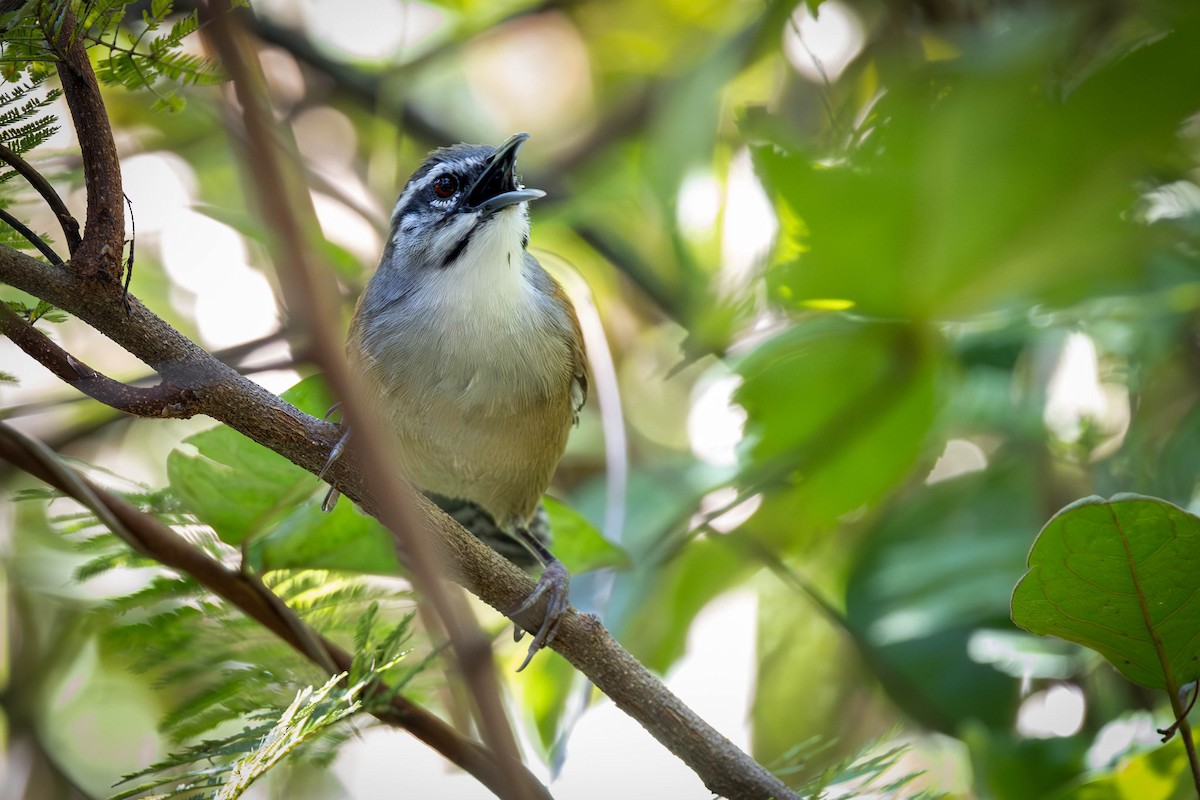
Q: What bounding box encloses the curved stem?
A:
[0,206,65,264]
[0,143,80,255]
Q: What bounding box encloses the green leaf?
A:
[150,0,173,21]
[734,317,940,540]
[543,496,629,574]
[618,536,752,673]
[749,15,1200,319]
[1056,729,1200,800]
[244,499,400,575]
[166,376,333,545]
[215,674,362,799]
[1012,494,1200,691]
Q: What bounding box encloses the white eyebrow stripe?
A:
[390,158,487,223]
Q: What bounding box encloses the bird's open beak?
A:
[463,132,546,212]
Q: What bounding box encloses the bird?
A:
[326,133,587,670]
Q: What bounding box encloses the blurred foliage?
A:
[4,0,1200,797]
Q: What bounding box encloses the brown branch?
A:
[0,241,796,800]
[0,142,82,254]
[0,300,199,418]
[0,421,551,800]
[0,206,64,264]
[46,4,124,280]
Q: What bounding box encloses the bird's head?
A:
[385,133,545,271]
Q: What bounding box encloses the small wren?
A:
[332,133,587,669]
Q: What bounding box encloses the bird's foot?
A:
[319,426,351,512]
[511,559,570,671]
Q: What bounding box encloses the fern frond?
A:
[85,5,224,110]
[218,673,364,799]
[26,451,431,796]
[786,732,941,800]
[0,72,61,180]
[112,670,383,799]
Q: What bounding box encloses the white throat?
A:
[422,205,535,327]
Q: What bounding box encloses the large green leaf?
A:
[734,317,940,542]
[166,376,333,545]
[1012,495,1200,691]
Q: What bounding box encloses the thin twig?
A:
[0,142,81,254]
[0,206,64,264]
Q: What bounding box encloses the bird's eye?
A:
[432,174,458,198]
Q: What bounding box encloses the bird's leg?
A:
[319,424,351,512]
[510,526,571,671]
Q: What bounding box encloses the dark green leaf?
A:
[846,463,1043,731]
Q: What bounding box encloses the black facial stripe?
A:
[440,221,478,269]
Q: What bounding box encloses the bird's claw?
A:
[319,426,352,512]
[512,559,570,671]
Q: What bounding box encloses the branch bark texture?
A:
[48,6,124,279]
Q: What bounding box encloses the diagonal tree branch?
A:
[0,300,200,417]
[0,5,798,797]
[0,420,552,800]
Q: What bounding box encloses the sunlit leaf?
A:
[1058,731,1200,800]
[750,15,1200,319]
[543,495,628,574]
